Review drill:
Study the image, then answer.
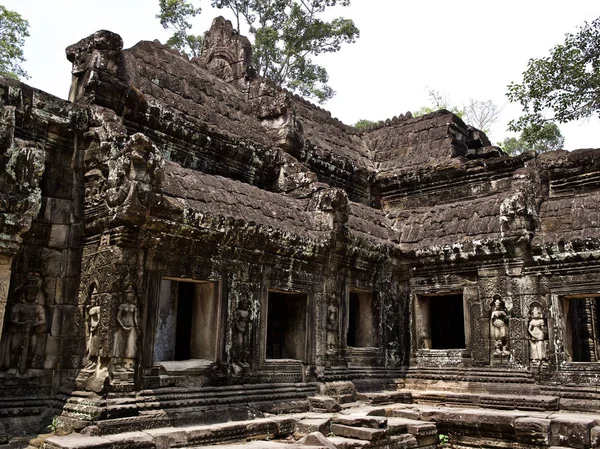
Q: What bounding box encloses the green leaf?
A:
[507,17,600,132]
[0,5,30,79]
[162,0,359,102]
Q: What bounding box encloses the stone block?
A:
[304,431,337,449]
[295,418,331,437]
[48,225,70,249]
[386,406,428,421]
[549,415,600,449]
[389,433,417,449]
[39,248,64,277]
[388,391,412,404]
[145,428,188,448]
[43,335,61,369]
[420,407,524,436]
[591,426,600,449]
[333,415,387,429]
[103,431,154,448]
[44,434,112,449]
[329,424,387,441]
[320,381,357,404]
[308,396,341,413]
[515,417,551,445]
[327,436,370,449]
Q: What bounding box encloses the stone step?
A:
[332,415,386,429]
[409,390,559,411]
[383,403,600,449]
[328,424,387,442]
[386,418,436,437]
[359,391,412,405]
[43,416,296,449]
[187,442,328,449]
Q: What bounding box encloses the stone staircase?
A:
[36,389,600,449]
[41,404,440,449]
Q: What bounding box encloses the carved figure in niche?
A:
[490,295,510,356]
[326,302,339,351]
[112,284,139,372]
[5,273,46,374]
[232,298,250,376]
[528,304,548,367]
[106,133,164,209]
[84,168,106,208]
[83,286,101,371]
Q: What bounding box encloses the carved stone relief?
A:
[528,302,548,369]
[231,297,250,376]
[106,133,164,210]
[326,300,339,354]
[490,295,510,357]
[112,283,140,373]
[1,273,47,375]
[83,286,101,371]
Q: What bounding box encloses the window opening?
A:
[154,280,219,362]
[416,294,465,350]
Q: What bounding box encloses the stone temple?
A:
[1,16,600,449]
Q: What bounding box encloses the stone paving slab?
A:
[329,424,387,442]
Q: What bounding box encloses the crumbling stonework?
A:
[1,16,600,448]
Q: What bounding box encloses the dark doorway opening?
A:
[565,297,600,362]
[347,291,376,347]
[266,291,307,360]
[429,294,466,349]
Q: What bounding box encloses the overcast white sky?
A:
[5,0,600,149]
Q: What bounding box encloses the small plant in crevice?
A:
[47,416,59,434]
[438,433,449,447]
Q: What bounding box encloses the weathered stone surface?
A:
[295,418,331,438]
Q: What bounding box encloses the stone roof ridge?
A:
[283,89,356,132]
[356,109,461,133]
